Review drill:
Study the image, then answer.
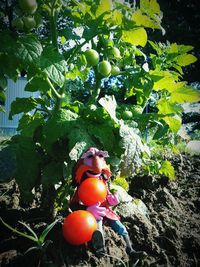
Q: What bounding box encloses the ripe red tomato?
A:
[62,210,97,245]
[78,178,107,206]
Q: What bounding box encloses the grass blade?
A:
[39,219,58,244]
[0,217,38,243]
[19,221,38,241]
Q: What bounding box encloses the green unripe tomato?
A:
[122,110,133,120]
[111,65,120,76]
[85,49,99,67]
[132,105,143,115]
[12,17,24,30]
[110,47,121,58]
[104,39,113,47]
[98,60,112,77]
[19,0,38,14]
[23,16,36,30]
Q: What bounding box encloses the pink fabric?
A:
[106,193,120,206]
[86,202,106,221]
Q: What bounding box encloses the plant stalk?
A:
[90,67,102,103]
[46,76,62,99]
[49,1,58,51]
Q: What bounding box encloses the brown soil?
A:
[0,153,200,267]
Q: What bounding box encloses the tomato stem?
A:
[46,76,62,99]
[49,2,58,50]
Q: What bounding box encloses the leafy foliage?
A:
[0,0,199,213]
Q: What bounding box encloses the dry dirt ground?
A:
[0,153,200,267]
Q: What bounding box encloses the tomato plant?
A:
[0,0,199,217]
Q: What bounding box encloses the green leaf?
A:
[170,86,200,103]
[0,54,19,81]
[15,35,43,64]
[39,47,67,87]
[60,27,81,41]
[132,10,160,29]
[163,115,181,133]
[72,1,92,16]
[119,122,149,177]
[25,76,50,93]
[42,109,78,150]
[153,124,169,140]
[140,0,161,16]
[157,99,183,114]
[0,145,16,182]
[177,44,194,54]
[122,28,147,47]
[153,76,176,91]
[110,9,123,25]
[0,89,6,102]
[148,40,162,54]
[95,0,112,18]
[65,65,89,81]
[41,162,63,186]
[9,97,39,119]
[176,54,197,66]
[15,136,41,201]
[0,76,7,90]
[67,123,94,153]
[159,160,176,180]
[88,123,116,152]
[17,114,44,138]
[0,31,18,54]
[69,141,90,161]
[82,26,99,40]
[166,43,179,54]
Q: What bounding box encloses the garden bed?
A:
[0,153,200,267]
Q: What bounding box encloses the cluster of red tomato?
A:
[62,178,107,245]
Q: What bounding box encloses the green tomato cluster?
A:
[12,0,38,31]
[118,104,143,121]
[84,43,121,77]
[12,16,37,31]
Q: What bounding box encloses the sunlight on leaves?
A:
[170,86,200,103]
[159,160,176,180]
[122,28,147,47]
